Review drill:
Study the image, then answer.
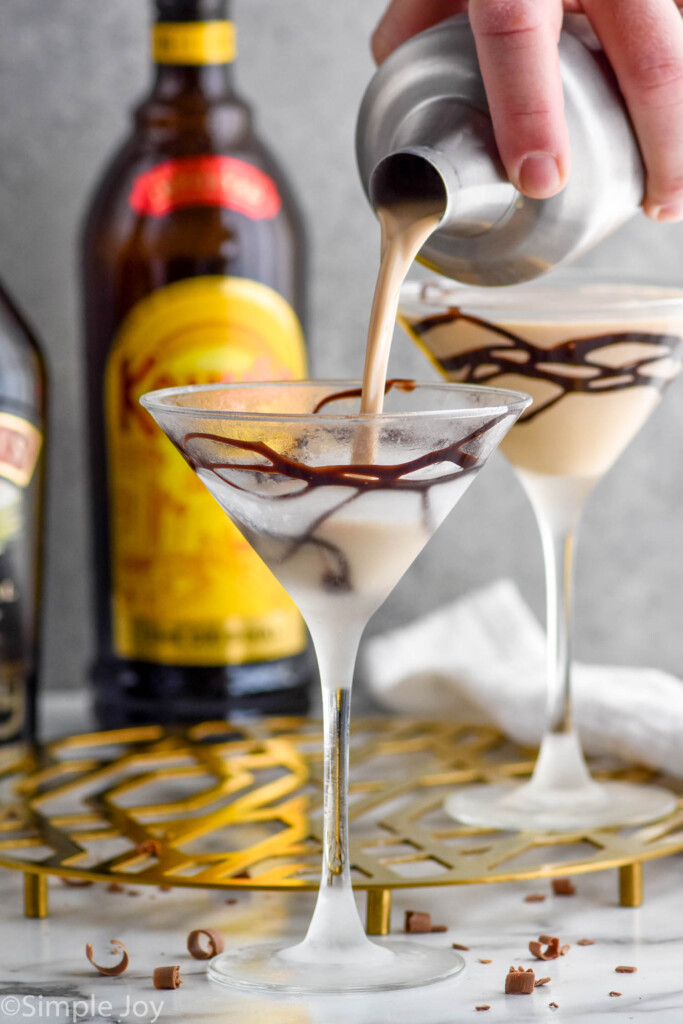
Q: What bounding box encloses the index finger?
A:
[469,0,569,198]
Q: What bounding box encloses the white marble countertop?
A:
[1,692,682,1023]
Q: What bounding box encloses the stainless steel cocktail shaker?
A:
[356,15,644,286]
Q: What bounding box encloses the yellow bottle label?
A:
[105,275,308,666]
[153,21,236,65]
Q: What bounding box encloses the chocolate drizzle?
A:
[411,306,683,423]
[178,384,508,595]
[312,378,416,414]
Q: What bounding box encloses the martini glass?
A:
[399,270,683,832]
[141,379,527,993]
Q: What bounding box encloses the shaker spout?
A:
[369,101,518,240]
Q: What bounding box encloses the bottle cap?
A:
[155,0,228,22]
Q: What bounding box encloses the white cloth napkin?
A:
[363,579,683,777]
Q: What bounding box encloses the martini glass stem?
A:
[282,621,390,964]
[321,685,353,886]
[542,517,575,737]
[520,473,598,793]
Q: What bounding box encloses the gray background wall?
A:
[1,0,683,697]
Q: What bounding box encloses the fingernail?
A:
[647,201,683,222]
[517,153,562,198]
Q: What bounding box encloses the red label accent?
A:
[0,414,42,488]
[129,156,282,220]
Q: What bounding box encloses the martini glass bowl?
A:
[141,379,528,993]
[399,269,683,832]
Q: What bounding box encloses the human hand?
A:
[372,0,683,221]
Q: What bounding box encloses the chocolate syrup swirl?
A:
[178,384,508,594]
[312,378,416,414]
[411,306,683,423]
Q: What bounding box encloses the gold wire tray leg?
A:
[619,862,643,907]
[366,888,392,935]
[24,873,48,919]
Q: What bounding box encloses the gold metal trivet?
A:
[1,718,682,934]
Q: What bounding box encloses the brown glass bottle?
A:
[81,0,313,728]
[0,281,46,745]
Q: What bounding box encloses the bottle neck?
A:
[151,3,236,99]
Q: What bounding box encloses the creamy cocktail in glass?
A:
[141,379,528,992]
[399,270,683,831]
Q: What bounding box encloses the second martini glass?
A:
[399,271,683,831]
[141,379,527,993]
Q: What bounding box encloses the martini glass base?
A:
[444,780,677,832]
[207,940,465,994]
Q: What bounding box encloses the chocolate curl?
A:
[552,877,576,896]
[187,928,225,959]
[153,965,182,989]
[404,911,432,933]
[505,966,535,994]
[404,910,447,933]
[85,939,129,977]
[529,935,561,960]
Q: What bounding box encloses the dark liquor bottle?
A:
[0,282,46,746]
[81,0,313,728]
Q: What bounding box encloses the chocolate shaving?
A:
[478,958,492,964]
[187,928,225,959]
[153,965,182,990]
[529,935,561,961]
[524,893,546,903]
[552,877,576,896]
[475,1007,490,1012]
[452,942,470,950]
[534,977,551,987]
[560,944,570,956]
[60,877,93,888]
[158,885,173,893]
[577,938,595,946]
[549,1002,559,1009]
[616,965,637,973]
[137,839,161,858]
[609,991,622,997]
[85,939,129,977]
[405,911,432,933]
[127,890,140,897]
[430,924,448,933]
[505,966,535,994]
[106,882,126,894]
[225,897,238,905]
